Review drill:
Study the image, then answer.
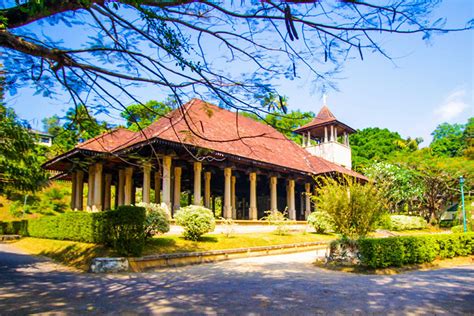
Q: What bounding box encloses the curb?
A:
[128,241,330,272]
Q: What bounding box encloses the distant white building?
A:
[29,129,53,147]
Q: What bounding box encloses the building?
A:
[43,98,366,220]
[30,129,53,147]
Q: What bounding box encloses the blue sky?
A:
[4,0,473,145]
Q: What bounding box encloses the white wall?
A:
[306,141,352,169]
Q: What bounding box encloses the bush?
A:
[27,207,146,256]
[175,205,215,241]
[451,225,472,233]
[136,202,171,238]
[0,220,29,235]
[388,215,427,231]
[375,213,392,230]
[106,205,146,256]
[28,212,107,243]
[307,211,334,234]
[358,233,474,268]
[261,210,290,235]
[315,176,387,239]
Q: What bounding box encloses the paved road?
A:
[0,243,473,315]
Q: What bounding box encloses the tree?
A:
[1,1,472,141]
[43,104,109,154]
[462,117,474,159]
[120,100,173,131]
[430,122,466,157]
[243,108,314,144]
[392,149,474,222]
[0,104,47,193]
[363,161,423,214]
[349,127,421,171]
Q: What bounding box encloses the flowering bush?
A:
[175,205,215,241]
[389,215,427,231]
[136,202,171,238]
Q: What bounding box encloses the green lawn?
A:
[14,237,108,271]
[143,232,335,255]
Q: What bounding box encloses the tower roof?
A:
[316,105,336,120]
[293,104,355,135]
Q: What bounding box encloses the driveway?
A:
[0,243,473,315]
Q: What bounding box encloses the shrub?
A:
[28,212,107,243]
[314,176,387,239]
[175,205,215,241]
[358,233,474,268]
[375,213,392,230]
[262,210,290,235]
[27,207,146,256]
[307,211,334,234]
[0,220,29,235]
[389,215,427,231]
[106,205,146,256]
[451,225,472,233]
[136,202,171,238]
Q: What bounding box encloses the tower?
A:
[294,102,355,169]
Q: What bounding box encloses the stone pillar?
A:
[204,171,211,209]
[270,176,278,212]
[330,125,334,142]
[223,168,232,218]
[231,176,237,219]
[173,166,182,211]
[324,126,328,143]
[117,169,125,206]
[75,170,84,211]
[288,179,296,220]
[249,172,257,220]
[162,156,172,209]
[193,161,202,205]
[124,167,133,205]
[104,173,112,210]
[344,132,349,146]
[307,131,311,146]
[70,171,77,210]
[93,163,103,212]
[305,183,311,219]
[87,165,95,211]
[335,127,338,142]
[154,171,161,204]
[142,163,151,203]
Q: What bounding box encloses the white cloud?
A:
[434,88,471,121]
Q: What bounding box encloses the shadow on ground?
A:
[1,245,473,315]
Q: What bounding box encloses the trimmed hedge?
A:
[0,220,29,236]
[28,212,108,243]
[358,233,474,268]
[27,206,147,256]
[107,205,146,256]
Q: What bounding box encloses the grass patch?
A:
[314,255,474,275]
[13,237,108,271]
[144,232,335,255]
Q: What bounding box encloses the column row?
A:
[70,158,315,220]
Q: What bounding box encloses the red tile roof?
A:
[76,128,136,152]
[46,99,366,180]
[125,99,366,179]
